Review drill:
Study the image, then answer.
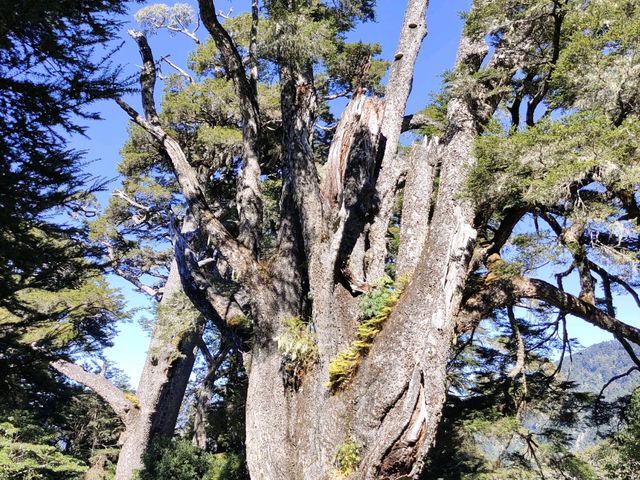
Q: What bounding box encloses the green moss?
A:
[335,440,362,476]
[124,392,140,409]
[327,276,407,391]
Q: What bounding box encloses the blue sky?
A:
[70,0,629,387]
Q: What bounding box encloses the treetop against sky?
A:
[89,0,630,385]
[84,0,477,384]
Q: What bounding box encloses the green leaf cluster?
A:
[275,316,319,373]
[0,411,88,479]
[334,440,362,476]
[138,438,248,480]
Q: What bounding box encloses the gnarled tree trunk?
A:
[53,255,206,480]
[113,259,204,479]
[114,1,550,478]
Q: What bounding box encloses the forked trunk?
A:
[243,29,491,480]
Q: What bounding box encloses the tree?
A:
[585,387,640,479]
[0,0,131,310]
[54,69,249,475]
[0,275,130,479]
[110,0,640,478]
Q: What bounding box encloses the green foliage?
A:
[423,307,619,480]
[139,438,248,480]
[275,316,319,375]
[416,91,449,138]
[328,277,407,391]
[0,0,129,310]
[1,277,126,354]
[334,440,362,476]
[140,438,209,480]
[586,388,640,479]
[135,3,196,36]
[201,351,249,459]
[470,113,634,207]
[550,0,640,119]
[0,411,88,479]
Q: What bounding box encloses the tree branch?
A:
[51,360,135,423]
[172,221,250,351]
[400,112,443,133]
[508,275,640,346]
[506,305,526,379]
[197,0,263,254]
[117,32,259,283]
[128,30,160,125]
[160,55,194,83]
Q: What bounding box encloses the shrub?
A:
[335,440,362,476]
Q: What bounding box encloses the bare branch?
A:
[400,112,443,133]
[324,91,350,101]
[506,305,526,379]
[249,0,259,90]
[51,360,136,423]
[160,55,194,83]
[502,274,640,346]
[117,33,259,282]
[588,260,640,310]
[595,366,639,405]
[616,336,640,370]
[128,30,160,124]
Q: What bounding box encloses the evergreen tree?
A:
[0,0,130,310]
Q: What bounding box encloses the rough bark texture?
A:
[396,137,439,277]
[363,0,430,283]
[114,258,204,479]
[53,257,205,480]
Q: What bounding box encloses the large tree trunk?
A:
[113,2,521,478]
[53,257,204,480]
[114,258,204,479]
[239,7,517,474]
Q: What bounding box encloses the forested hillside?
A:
[567,340,640,400]
[1,0,639,479]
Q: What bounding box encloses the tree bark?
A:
[396,137,439,277]
[116,3,601,479]
[114,258,204,479]
[52,255,206,480]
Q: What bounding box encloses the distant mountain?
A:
[563,340,640,401]
[561,340,640,450]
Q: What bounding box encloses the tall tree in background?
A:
[0,0,146,477]
[0,0,132,309]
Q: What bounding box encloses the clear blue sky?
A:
[71,0,628,387]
